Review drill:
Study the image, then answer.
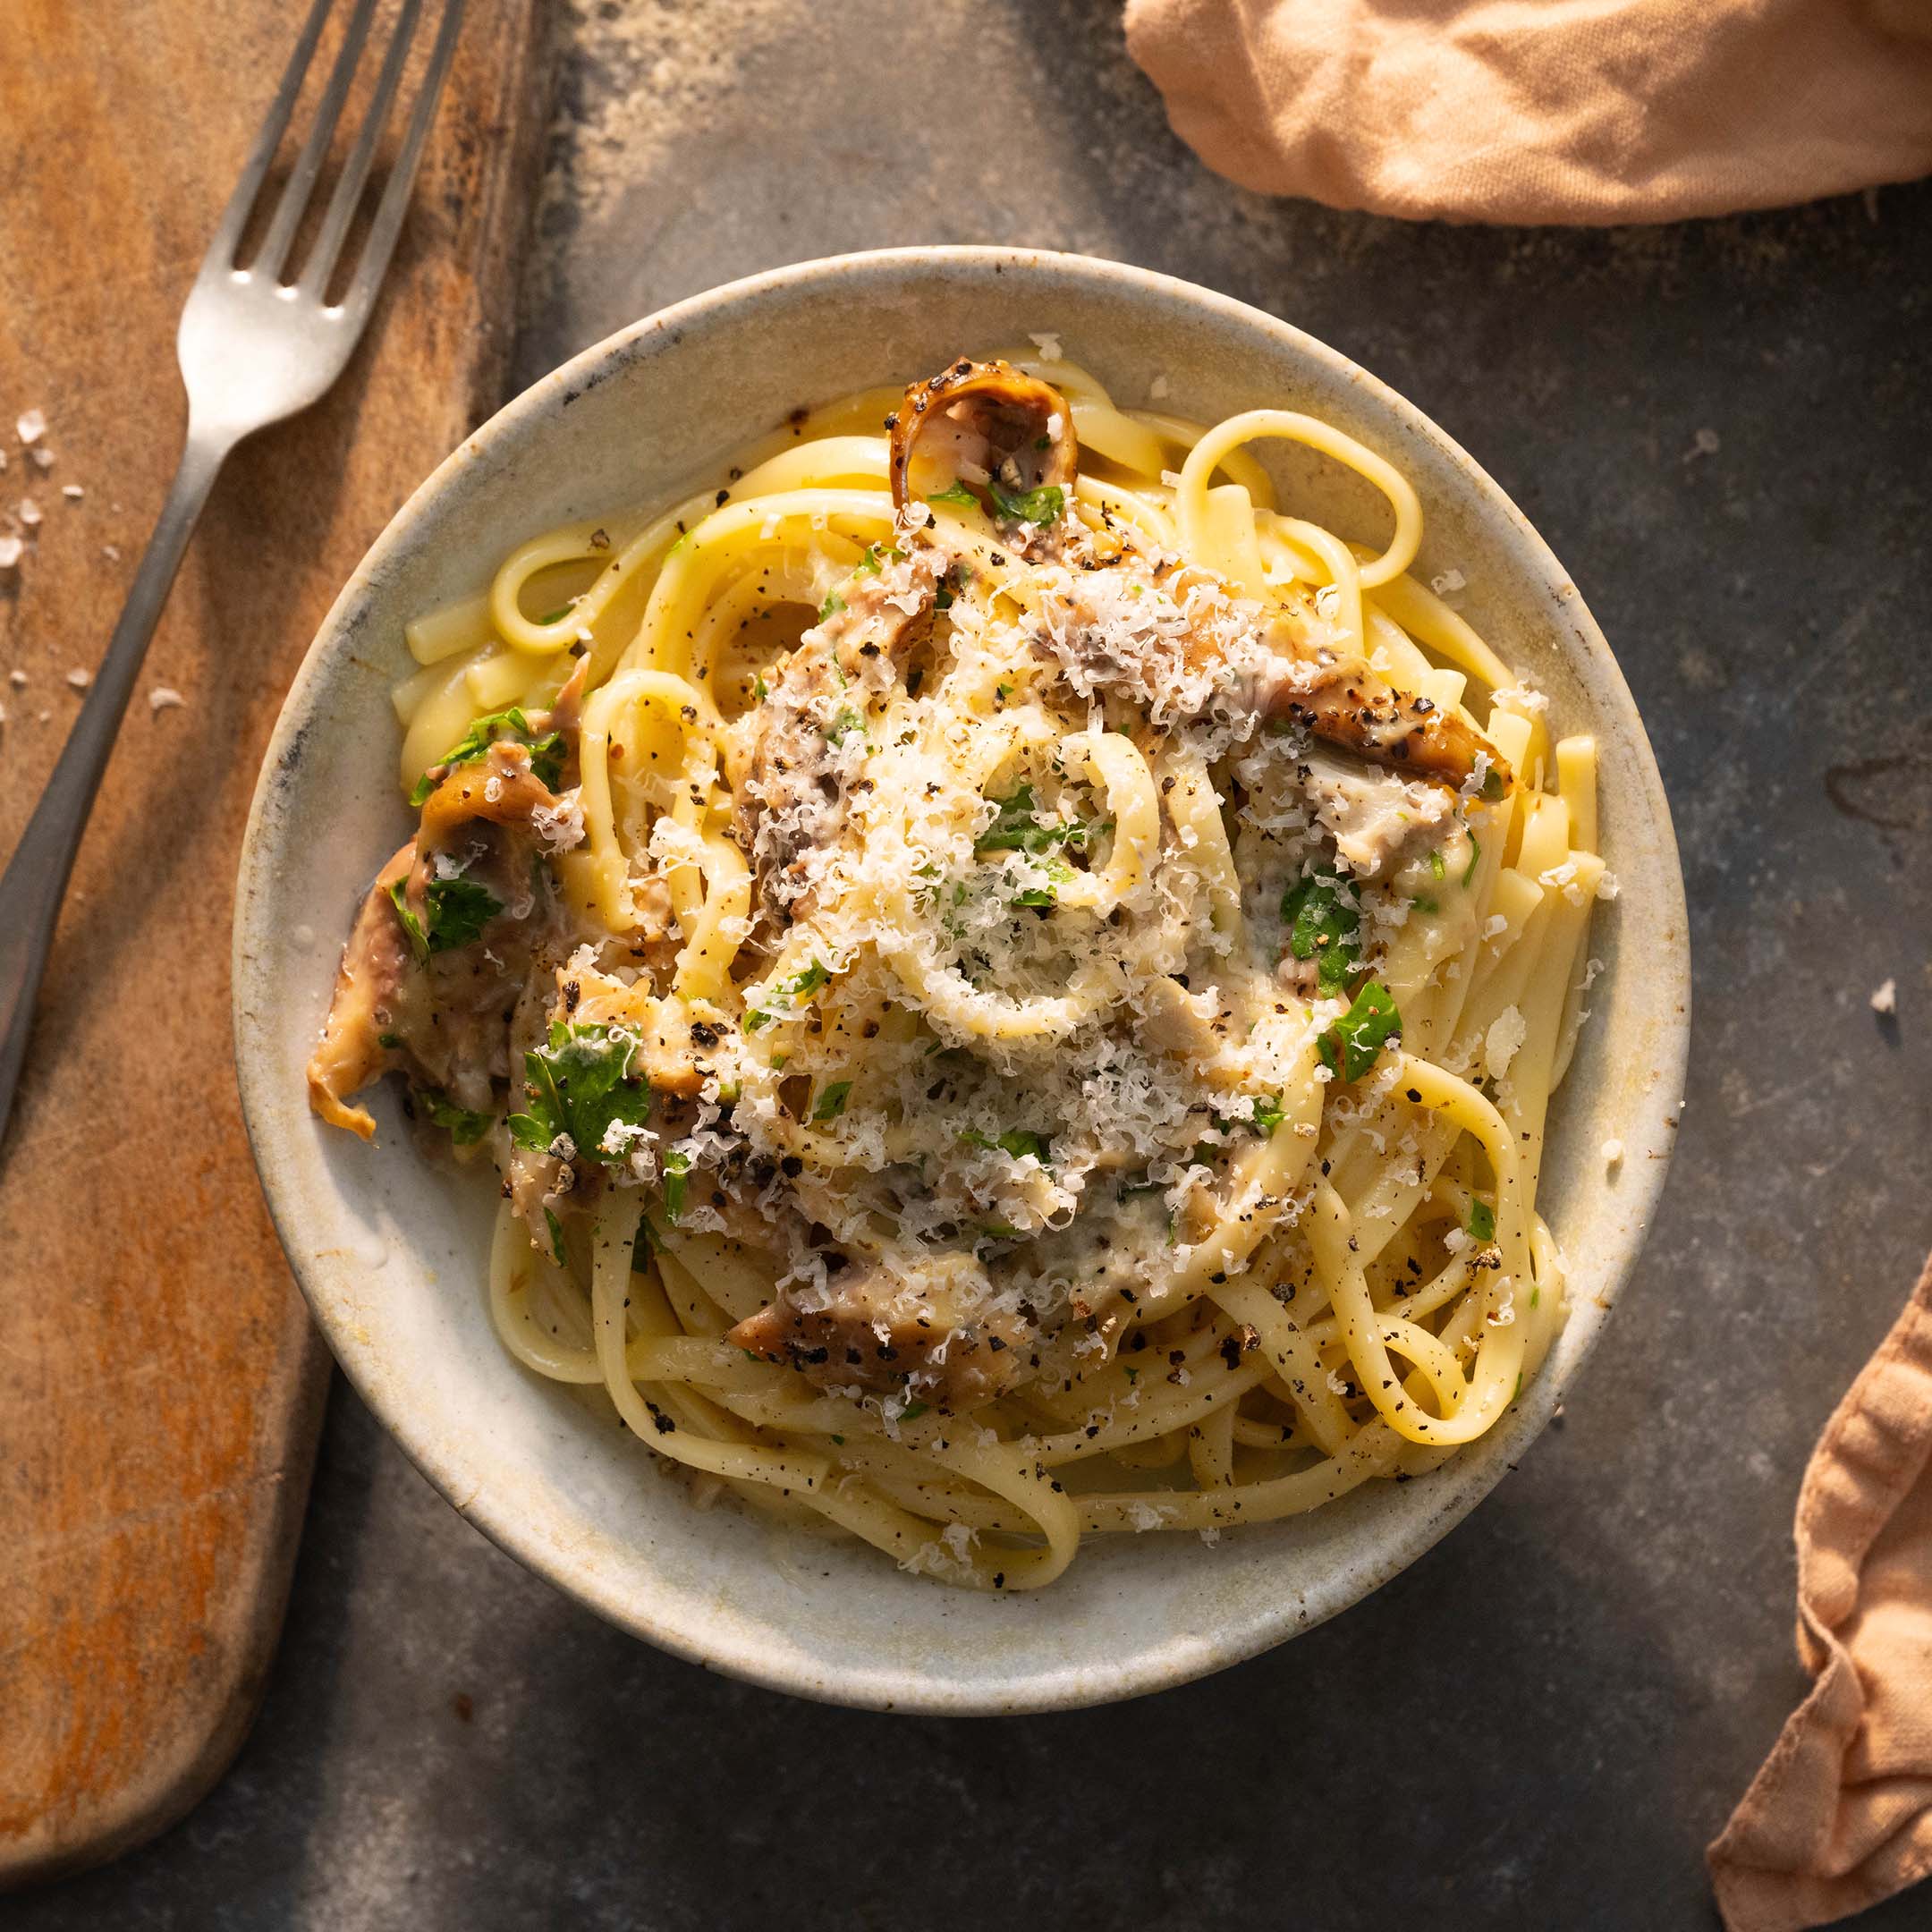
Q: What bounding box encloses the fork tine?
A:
[299,0,424,298]
[252,0,382,284]
[204,0,339,270]
[338,0,467,323]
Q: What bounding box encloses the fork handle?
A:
[0,427,235,1148]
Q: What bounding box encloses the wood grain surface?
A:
[0,0,549,1886]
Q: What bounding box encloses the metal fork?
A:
[0,0,468,1147]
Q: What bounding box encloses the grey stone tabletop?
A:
[23,3,1932,1927]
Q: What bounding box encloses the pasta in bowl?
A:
[238,250,1686,1701]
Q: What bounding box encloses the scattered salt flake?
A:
[1686,426,1721,461]
[18,498,42,527]
[16,408,46,445]
[1149,373,1171,401]
[66,667,92,690]
[1198,1527,1221,1546]
[102,544,120,562]
[148,686,186,713]
[31,448,53,472]
[7,668,25,685]
[61,483,82,502]
[0,535,21,571]
[1027,330,1063,362]
[1430,567,1467,596]
[1870,979,1897,1015]
[1601,1138,1624,1167]
[1596,870,1620,901]
[1485,1005,1527,1080]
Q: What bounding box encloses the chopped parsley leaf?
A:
[742,959,833,1032]
[925,479,979,508]
[1467,1198,1496,1243]
[506,1022,652,1164]
[389,872,502,960]
[630,1215,652,1274]
[543,1208,566,1266]
[818,591,845,622]
[961,1126,1051,1163]
[662,1148,691,1220]
[976,783,1106,855]
[986,478,1064,525]
[1251,1093,1287,1138]
[536,605,573,624]
[898,1402,929,1422]
[1281,872,1361,995]
[825,707,865,746]
[409,706,565,806]
[421,1090,493,1146]
[1411,895,1439,914]
[811,1080,852,1122]
[1428,848,1447,880]
[1316,981,1402,1082]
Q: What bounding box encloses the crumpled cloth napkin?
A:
[1707,1250,1932,1931]
[1123,0,1932,225]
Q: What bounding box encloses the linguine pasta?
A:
[308,349,1610,1590]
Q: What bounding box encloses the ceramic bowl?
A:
[233,247,1690,1713]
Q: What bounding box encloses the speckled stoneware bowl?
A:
[234,247,1690,1713]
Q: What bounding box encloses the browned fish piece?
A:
[1261,638,1513,797]
[307,843,416,1139]
[888,356,1078,513]
[729,1259,1030,1413]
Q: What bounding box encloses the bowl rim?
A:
[233,243,1690,1713]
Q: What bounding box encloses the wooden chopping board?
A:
[0,0,549,1885]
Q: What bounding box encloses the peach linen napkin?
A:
[1707,1251,1932,1932]
[1123,0,1932,224]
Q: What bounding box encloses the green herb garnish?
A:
[543,1208,566,1266]
[662,1147,691,1220]
[1316,981,1402,1082]
[1428,849,1447,880]
[976,783,1106,856]
[1281,872,1361,995]
[1467,1198,1496,1243]
[742,958,833,1033]
[811,1080,852,1122]
[961,1127,1051,1163]
[986,478,1064,525]
[409,706,565,807]
[388,871,503,960]
[818,592,846,622]
[1251,1093,1287,1139]
[825,707,865,746]
[420,1090,493,1146]
[506,1021,652,1162]
[630,1215,653,1274]
[1462,831,1482,888]
[925,480,979,508]
[898,1402,929,1422]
